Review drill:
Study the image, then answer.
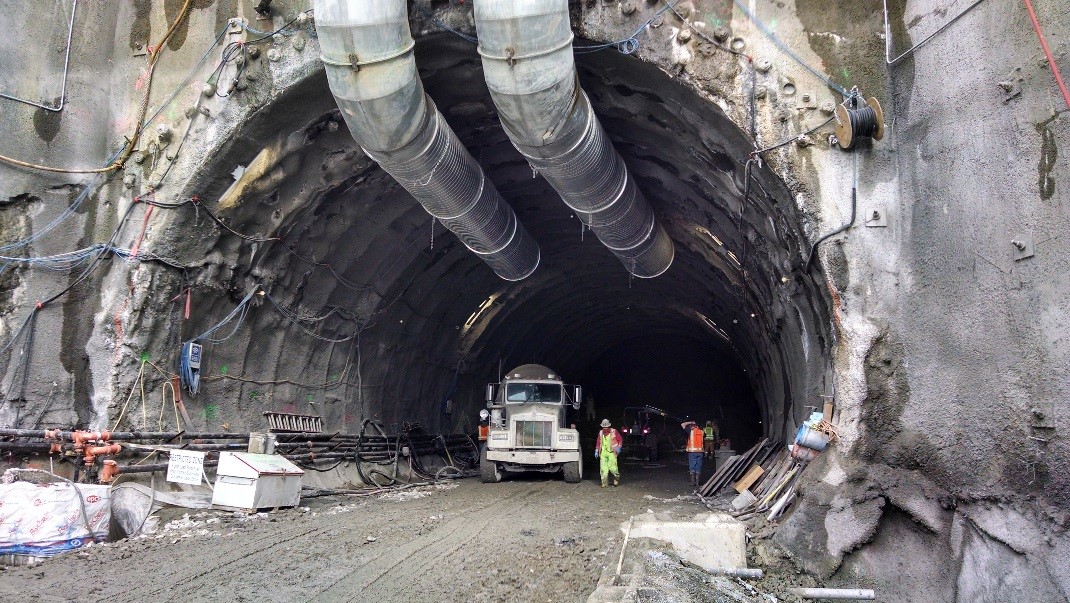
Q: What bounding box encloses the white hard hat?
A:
[600,419,611,428]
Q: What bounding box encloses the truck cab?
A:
[480,364,583,483]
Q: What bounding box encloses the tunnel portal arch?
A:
[163,32,834,451]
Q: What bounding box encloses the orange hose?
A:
[1022,0,1070,110]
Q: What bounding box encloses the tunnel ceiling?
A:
[173,33,832,439]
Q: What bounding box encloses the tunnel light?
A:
[622,428,629,433]
[642,429,649,434]
[463,295,499,332]
[695,226,724,247]
[696,312,731,342]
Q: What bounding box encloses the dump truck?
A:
[480,364,583,483]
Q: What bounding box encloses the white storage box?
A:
[211,452,304,512]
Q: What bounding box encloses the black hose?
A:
[806,186,856,270]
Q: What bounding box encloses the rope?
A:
[0,0,195,174]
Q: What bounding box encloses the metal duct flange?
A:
[475,0,674,278]
[315,0,540,281]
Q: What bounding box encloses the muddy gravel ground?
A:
[0,458,747,603]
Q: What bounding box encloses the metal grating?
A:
[263,411,323,433]
[514,420,553,448]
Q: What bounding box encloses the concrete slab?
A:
[626,512,747,572]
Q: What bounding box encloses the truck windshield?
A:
[505,383,561,403]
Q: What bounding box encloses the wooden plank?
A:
[725,439,767,486]
[733,464,765,493]
[699,454,739,496]
[754,454,790,497]
[822,402,834,422]
[701,451,748,497]
[751,452,786,494]
[757,466,798,510]
[707,439,764,497]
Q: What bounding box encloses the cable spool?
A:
[834,96,884,150]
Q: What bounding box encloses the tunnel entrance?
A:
[181,32,832,459]
[577,334,761,452]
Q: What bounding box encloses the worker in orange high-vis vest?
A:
[682,421,705,487]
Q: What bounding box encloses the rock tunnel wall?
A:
[0,0,1067,600]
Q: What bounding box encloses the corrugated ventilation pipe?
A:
[315,1,540,281]
[474,0,674,278]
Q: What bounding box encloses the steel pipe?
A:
[791,587,876,600]
[474,0,674,278]
[315,0,540,281]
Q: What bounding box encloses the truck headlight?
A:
[558,434,574,442]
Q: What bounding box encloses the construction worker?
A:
[703,420,718,459]
[595,419,623,488]
[682,420,705,487]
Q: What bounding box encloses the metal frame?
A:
[0,0,78,112]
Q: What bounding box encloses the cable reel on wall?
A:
[833,91,885,150]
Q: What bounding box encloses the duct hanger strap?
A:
[320,39,416,70]
[478,34,575,66]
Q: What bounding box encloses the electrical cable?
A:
[0,0,195,174]
[574,1,683,55]
[412,4,478,44]
[731,0,848,97]
[752,115,835,156]
[806,151,858,270]
[661,1,748,58]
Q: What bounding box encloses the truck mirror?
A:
[573,386,582,409]
[485,383,498,404]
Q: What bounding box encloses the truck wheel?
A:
[480,447,502,483]
[563,449,582,483]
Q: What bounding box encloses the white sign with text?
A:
[166,449,206,485]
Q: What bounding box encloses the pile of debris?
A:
[699,406,837,523]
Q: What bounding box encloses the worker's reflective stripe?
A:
[478,425,489,441]
[703,426,715,440]
[600,432,614,456]
[686,428,703,452]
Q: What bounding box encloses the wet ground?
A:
[0,457,730,603]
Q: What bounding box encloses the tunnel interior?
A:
[165,33,833,455]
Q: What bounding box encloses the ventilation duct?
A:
[315,0,540,281]
[473,0,674,278]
